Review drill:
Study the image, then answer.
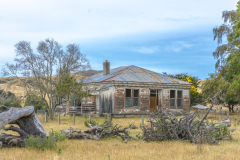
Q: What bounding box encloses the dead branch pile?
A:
[140,90,234,144]
[140,110,233,144]
[62,124,136,142]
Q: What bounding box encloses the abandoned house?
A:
[58,60,192,115]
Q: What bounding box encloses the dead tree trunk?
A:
[0,105,48,147]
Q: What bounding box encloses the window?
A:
[177,91,182,108]
[74,99,78,107]
[170,90,175,107]
[125,89,131,107]
[133,89,139,106]
[170,90,182,108]
[125,89,139,107]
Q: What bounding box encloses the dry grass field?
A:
[1,114,240,160]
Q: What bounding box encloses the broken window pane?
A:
[126,89,131,97]
[150,94,156,97]
[150,90,156,94]
[177,99,182,107]
[125,98,131,107]
[177,91,182,98]
[170,90,175,98]
[170,99,175,107]
[134,89,139,97]
[133,98,139,106]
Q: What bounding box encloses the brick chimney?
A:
[103,60,110,75]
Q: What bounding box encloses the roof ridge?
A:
[131,65,189,83]
[102,66,131,82]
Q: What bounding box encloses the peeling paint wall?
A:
[158,89,162,110]
[139,88,150,112]
[162,89,170,109]
[183,90,190,111]
[114,87,125,113]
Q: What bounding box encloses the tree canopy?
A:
[2,38,91,119]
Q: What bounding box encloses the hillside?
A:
[196,80,205,93]
[0,70,100,105]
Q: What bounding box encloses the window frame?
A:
[170,89,183,109]
[125,88,140,107]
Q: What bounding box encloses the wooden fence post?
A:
[107,114,111,125]
[58,112,60,124]
[142,115,144,127]
[45,111,47,122]
[73,114,75,125]
[89,114,91,123]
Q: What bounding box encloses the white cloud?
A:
[130,46,159,54]
[0,0,238,65]
[164,41,193,53]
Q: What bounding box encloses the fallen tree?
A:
[0,105,48,147]
[62,124,136,142]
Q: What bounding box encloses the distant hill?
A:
[76,70,102,76]
[196,80,205,93]
[0,69,102,103]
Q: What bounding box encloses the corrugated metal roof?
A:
[79,65,190,84]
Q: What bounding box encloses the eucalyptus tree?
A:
[201,1,240,112]
[2,38,91,119]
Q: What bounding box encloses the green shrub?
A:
[49,128,67,142]
[25,130,66,151]
[25,135,57,151]
[214,124,229,138]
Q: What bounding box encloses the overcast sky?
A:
[0,0,238,79]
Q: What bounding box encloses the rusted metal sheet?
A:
[80,65,191,85]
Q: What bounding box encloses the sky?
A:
[0,0,238,80]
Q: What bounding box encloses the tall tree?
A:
[2,38,91,119]
[202,1,240,112]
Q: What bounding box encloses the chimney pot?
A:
[103,60,110,75]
